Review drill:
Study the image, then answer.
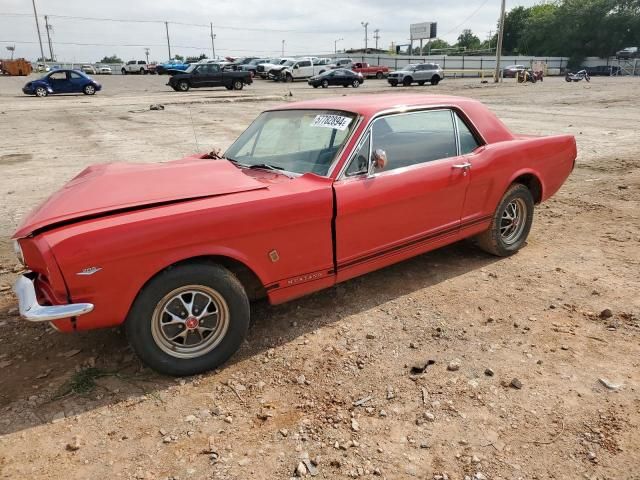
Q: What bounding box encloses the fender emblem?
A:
[77,267,102,276]
[268,250,280,263]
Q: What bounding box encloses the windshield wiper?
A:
[248,163,284,171]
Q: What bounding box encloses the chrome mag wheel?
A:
[151,285,229,359]
[500,198,527,245]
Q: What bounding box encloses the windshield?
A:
[281,60,294,67]
[184,64,198,73]
[225,109,358,176]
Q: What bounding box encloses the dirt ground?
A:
[0,73,638,480]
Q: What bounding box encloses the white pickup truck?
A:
[272,58,329,82]
[121,60,151,75]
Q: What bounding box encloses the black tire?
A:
[233,79,243,90]
[474,183,535,257]
[177,80,190,92]
[126,263,250,376]
[34,86,48,97]
[352,79,360,88]
[376,71,383,79]
[321,79,329,88]
[83,84,96,95]
[284,73,293,83]
[121,68,127,75]
[140,68,146,75]
[312,84,318,88]
[565,75,572,82]
[418,81,425,86]
[389,81,398,87]
[225,85,233,90]
[431,75,441,85]
[403,77,412,86]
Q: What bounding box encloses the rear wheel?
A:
[475,184,534,257]
[140,68,146,75]
[376,71,384,79]
[35,86,47,97]
[233,79,243,90]
[178,80,190,92]
[126,263,250,376]
[83,84,96,95]
[431,75,441,85]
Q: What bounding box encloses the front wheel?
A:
[474,183,534,257]
[83,84,96,95]
[177,80,190,92]
[352,79,360,88]
[403,77,412,87]
[141,68,146,75]
[321,79,329,88]
[126,263,250,376]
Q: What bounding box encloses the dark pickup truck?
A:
[167,63,252,92]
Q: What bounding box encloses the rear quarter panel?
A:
[462,134,576,226]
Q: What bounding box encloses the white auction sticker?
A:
[310,114,352,131]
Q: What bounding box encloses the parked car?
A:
[36,63,50,73]
[236,58,270,76]
[256,58,294,79]
[615,47,639,59]
[502,65,526,78]
[583,65,621,76]
[121,60,151,75]
[97,65,112,75]
[308,69,364,88]
[22,69,101,97]
[272,58,324,82]
[81,64,97,75]
[387,63,443,86]
[166,62,252,91]
[227,57,259,70]
[156,60,190,75]
[147,63,157,74]
[11,93,576,375]
[330,58,354,69]
[351,62,390,79]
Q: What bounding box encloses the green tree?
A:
[99,55,122,63]
[173,54,184,62]
[186,53,208,63]
[424,39,451,54]
[502,6,531,54]
[456,29,481,52]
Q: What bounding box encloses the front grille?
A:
[257,65,265,72]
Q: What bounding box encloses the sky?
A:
[1,0,539,62]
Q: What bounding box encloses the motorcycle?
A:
[517,69,544,83]
[565,70,590,82]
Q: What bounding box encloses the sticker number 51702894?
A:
[310,114,353,131]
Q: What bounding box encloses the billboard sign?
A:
[410,22,437,40]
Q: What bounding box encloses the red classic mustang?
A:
[12,94,576,375]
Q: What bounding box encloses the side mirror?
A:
[294,64,299,69]
[368,149,388,175]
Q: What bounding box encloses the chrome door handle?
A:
[452,162,472,169]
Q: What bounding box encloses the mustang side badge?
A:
[268,250,279,263]
[76,266,102,276]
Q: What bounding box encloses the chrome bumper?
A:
[13,274,94,322]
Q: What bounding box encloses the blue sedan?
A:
[22,69,102,97]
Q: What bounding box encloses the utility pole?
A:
[373,29,380,50]
[361,22,369,51]
[144,47,150,63]
[282,40,285,56]
[44,15,54,61]
[334,38,343,55]
[165,21,172,60]
[494,0,506,83]
[210,23,216,59]
[31,0,46,63]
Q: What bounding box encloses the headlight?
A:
[13,240,25,266]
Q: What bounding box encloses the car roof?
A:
[272,94,480,117]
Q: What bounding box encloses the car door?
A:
[332,69,347,86]
[190,65,207,87]
[68,71,87,93]
[206,63,223,86]
[333,109,471,282]
[298,60,313,78]
[47,71,70,93]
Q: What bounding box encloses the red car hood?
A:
[14,157,267,238]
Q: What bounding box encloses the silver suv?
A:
[388,63,443,87]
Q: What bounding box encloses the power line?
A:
[442,0,492,37]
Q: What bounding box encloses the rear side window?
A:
[455,113,480,154]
